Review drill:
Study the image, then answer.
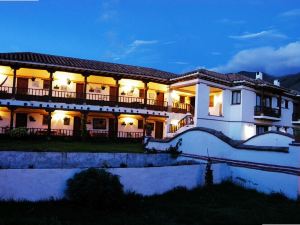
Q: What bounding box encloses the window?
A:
[209,95,214,107]
[264,96,272,108]
[93,118,106,129]
[256,95,261,106]
[276,97,280,107]
[138,119,143,129]
[231,91,241,105]
[256,125,269,135]
[43,80,50,90]
[285,100,289,109]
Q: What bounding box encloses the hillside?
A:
[237,71,300,92]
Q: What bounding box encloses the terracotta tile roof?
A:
[0,52,178,81]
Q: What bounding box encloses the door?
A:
[156,92,164,106]
[108,118,116,137]
[76,83,84,99]
[155,121,163,139]
[73,116,81,137]
[190,96,195,114]
[15,113,27,128]
[109,86,118,102]
[17,78,28,95]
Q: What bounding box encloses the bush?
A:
[65,168,124,208]
[9,127,27,138]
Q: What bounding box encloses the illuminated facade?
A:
[0,52,298,141]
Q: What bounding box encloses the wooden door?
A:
[76,83,84,99]
[190,96,195,114]
[108,118,116,137]
[73,116,81,137]
[17,78,28,95]
[156,92,164,106]
[109,86,118,102]
[15,113,27,128]
[155,121,163,139]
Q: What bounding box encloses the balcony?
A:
[0,86,176,112]
[254,106,281,120]
[292,113,300,125]
[172,102,194,114]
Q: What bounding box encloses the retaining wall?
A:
[0,152,178,169]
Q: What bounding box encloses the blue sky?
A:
[0,0,300,76]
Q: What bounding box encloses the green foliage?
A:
[1,182,300,225]
[166,138,182,158]
[65,168,124,208]
[9,127,27,138]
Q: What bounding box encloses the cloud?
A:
[229,30,287,40]
[279,8,300,17]
[99,0,119,22]
[125,40,158,55]
[212,41,300,75]
[217,18,245,25]
[169,61,189,65]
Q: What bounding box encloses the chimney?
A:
[274,79,280,86]
[256,72,263,80]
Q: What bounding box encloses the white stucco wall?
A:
[243,132,294,147]
[0,165,205,201]
[146,129,300,168]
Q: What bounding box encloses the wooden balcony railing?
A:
[169,114,194,133]
[172,102,194,114]
[0,127,143,139]
[254,106,281,118]
[0,86,194,113]
[146,99,168,111]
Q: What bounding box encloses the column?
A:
[81,111,88,139]
[144,82,148,108]
[167,86,173,112]
[194,82,210,127]
[11,67,19,99]
[115,77,120,104]
[114,113,119,138]
[48,70,54,102]
[142,115,148,137]
[83,74,89,103]
[46,110,53,138]
[9,107,15,130]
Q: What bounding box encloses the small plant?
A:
[205,158,213,186]
[65,168,124,208]
[167,138,182,158]
[9,127,28,138]
[120,163,127,168]
[89,87,94,92]
[145,123,153,136]
[53,85,59,89]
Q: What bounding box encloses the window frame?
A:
[231,90,241,105]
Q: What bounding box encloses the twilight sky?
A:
[1,0,300,76]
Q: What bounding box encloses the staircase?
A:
[168,114,194,136]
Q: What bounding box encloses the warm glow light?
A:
[55,73,72,86]
[52,111,66,121]
[214,93,223,104]
[171,90,180,100]
[123,117,134,124]
[170,119,179,125]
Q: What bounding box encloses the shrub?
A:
[9,127,27,138]
[65,168,124,208]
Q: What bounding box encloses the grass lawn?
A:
[0,182,299,225]
[0,139,144,153]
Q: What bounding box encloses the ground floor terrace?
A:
[0,107,167,140]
